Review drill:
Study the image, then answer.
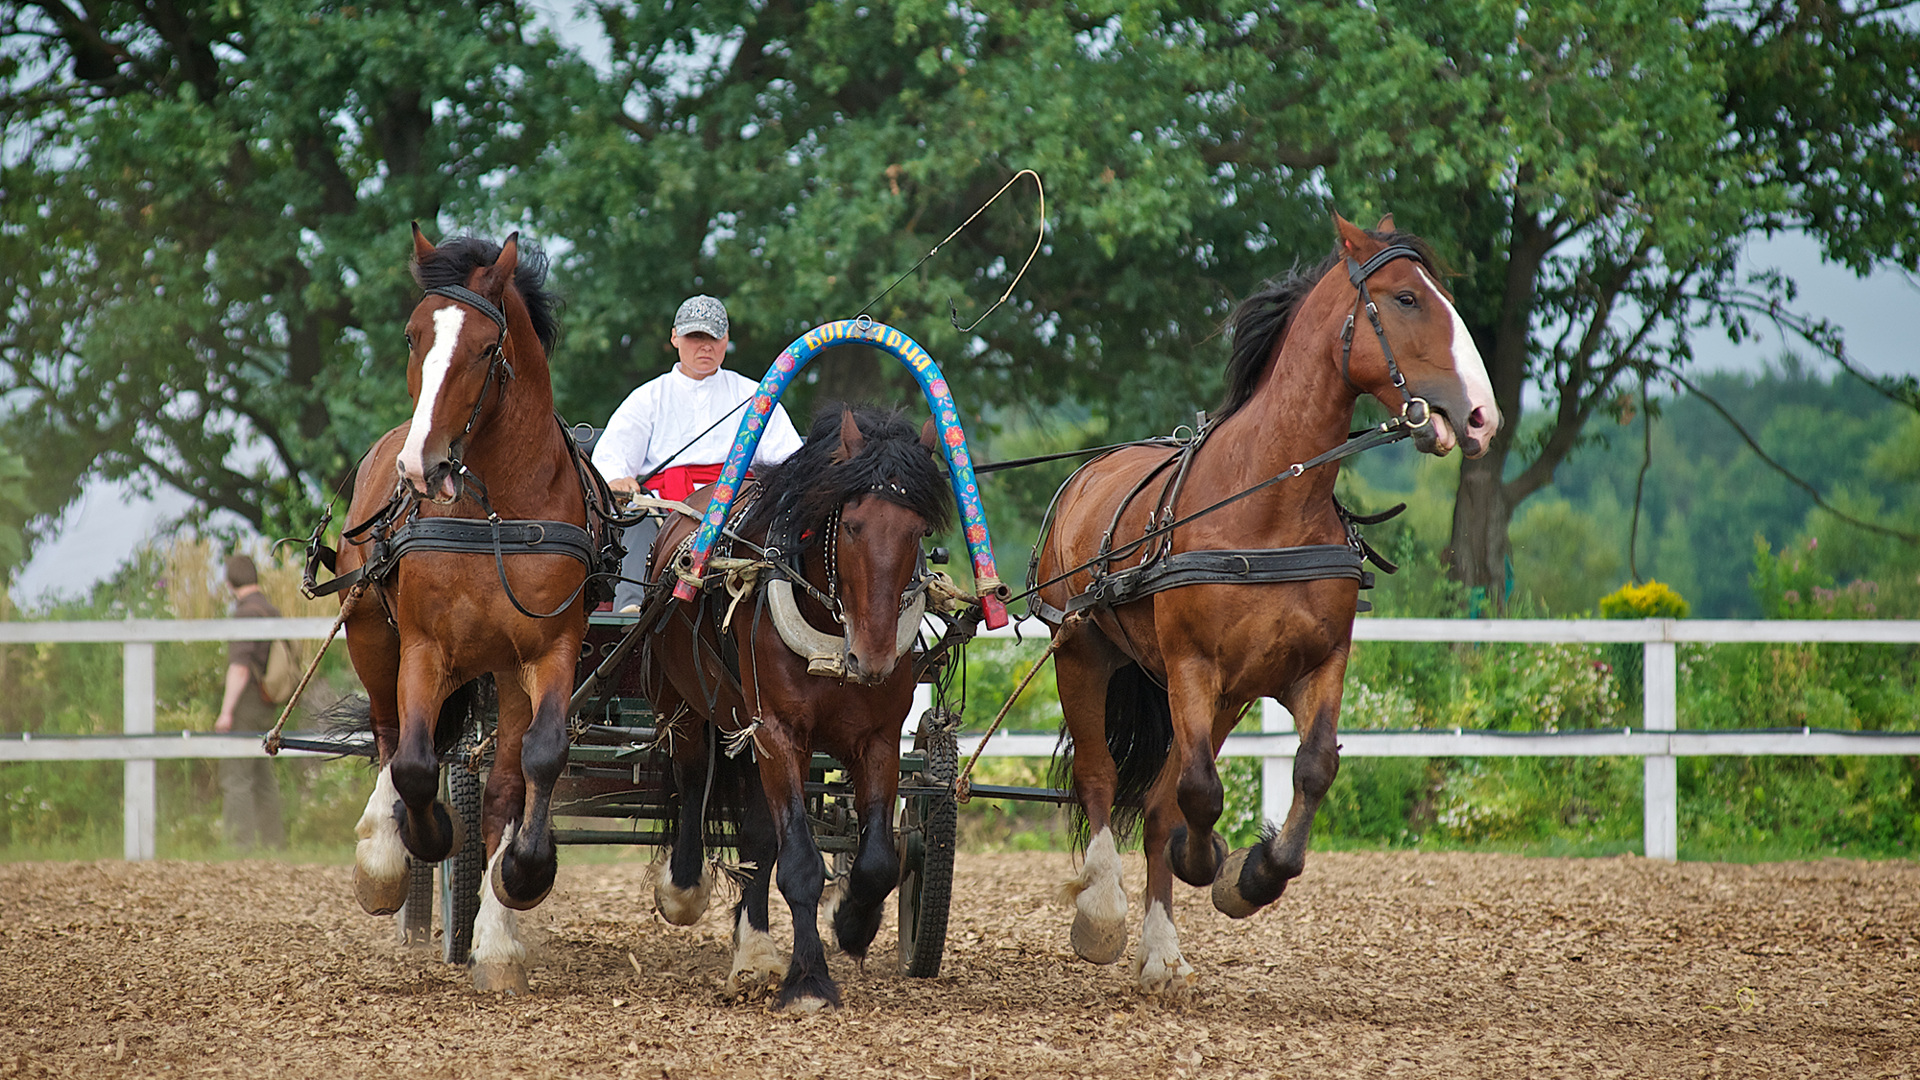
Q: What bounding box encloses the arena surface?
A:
[2,850,1915,1078]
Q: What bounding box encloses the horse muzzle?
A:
[767,579,924,684]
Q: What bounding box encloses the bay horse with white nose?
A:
[640,406,951,1011]
[1031,214,1500,993]
[333,226,596,993]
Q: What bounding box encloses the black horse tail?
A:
[316,680,477,762]
[1051,661,1174,850]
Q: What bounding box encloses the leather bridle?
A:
[1339,244,1434,432]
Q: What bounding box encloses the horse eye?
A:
[405,333,415,350]
[1395,291,1418,308]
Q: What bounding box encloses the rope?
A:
[955,612,1082,802]
[263,580,366,756]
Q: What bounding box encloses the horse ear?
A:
[1375,212,1396,233]
[411,222,436,262]
[919,417,939,455]
[1333,212,1374,257]
[475,231,520,299]
[833,409,866,464]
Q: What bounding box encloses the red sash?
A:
[648,463,727,503]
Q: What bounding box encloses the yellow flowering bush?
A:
[1598,580,1691,619]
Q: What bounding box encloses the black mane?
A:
[739,404,953,553]
[1219,228,1441,420]
[411,234,560,353]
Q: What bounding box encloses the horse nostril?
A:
[1469,406,1491,430]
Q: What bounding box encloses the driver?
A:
[592,294,803,612]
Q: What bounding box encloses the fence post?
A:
[1261,697,1294,827]
[123,641,157,861]
[1642,629,1678,861]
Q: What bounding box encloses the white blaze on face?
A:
[397,304,468,490]
[1417,266,1501,440]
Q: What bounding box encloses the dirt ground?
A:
[1,850,1915,1079]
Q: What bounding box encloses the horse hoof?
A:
[1166,827,1229,888]
[491,854,553,912]
[1211,847,1264,918]
[472,962,530,995]
[353,860,409,916]
[1070,911,1128,965]
[651,859,711,926]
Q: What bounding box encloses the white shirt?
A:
[591,363,804,486]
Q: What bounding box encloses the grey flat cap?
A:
[673,295,729,339]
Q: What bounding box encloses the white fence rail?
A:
[5,617,1919,861]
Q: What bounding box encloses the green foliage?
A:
[1599,580,1692,619]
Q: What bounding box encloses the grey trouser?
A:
[222,690,286,852]
[612,514,662,612]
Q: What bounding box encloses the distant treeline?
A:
[1338,358,1920,619]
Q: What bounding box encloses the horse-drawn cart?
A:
[288,311,1018,989]
[356,607,970,977]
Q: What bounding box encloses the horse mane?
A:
[739,404,953,551]
[411,235,561,354]
[1218,228,1442,421]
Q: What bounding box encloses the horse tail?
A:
[1051,661,1173,849]
[316,679,478,761]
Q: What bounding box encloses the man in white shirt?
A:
[592,294,804,611]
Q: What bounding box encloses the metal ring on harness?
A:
[1402,397,1433,431]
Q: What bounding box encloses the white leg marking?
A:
[1059,827,1128,964]
[354,765,408,884]
[817,877,846,951]
[472,837,527,968]
[651,855,713,926]
[396,305,467,486]
[725,908,787,999]
[1133,898,1195,995]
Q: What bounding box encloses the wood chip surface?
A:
[2,851,1916,1078]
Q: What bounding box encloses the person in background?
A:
[213,554,286,852]
[592,294,804,612]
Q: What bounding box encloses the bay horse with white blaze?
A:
[1032,214,1500,993]
[334,226,596,993]
[640,406,951,1011]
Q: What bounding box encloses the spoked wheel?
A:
[897,709,958,977]
[440,676,493,965]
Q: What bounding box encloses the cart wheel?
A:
[898,710,958,977]
[397,859,434,946]
[440,677,492,965]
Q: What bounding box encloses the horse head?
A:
[1333,213,1500,458]
[762,408,952,686]
[396,224,523,503]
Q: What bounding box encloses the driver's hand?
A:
[610,476,641,507]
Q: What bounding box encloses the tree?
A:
[522,0,1328,433]
[0,0,583,539]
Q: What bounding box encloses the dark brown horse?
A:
[1032,214,1500,993]
[336,226,591,993]
[641,406,950,1011]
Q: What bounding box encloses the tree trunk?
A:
[1448,450,1515,600]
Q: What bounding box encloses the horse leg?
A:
[359,649,462,912]
[1134,773,1197,995]
[724,756,786,1000]
[1129,660,1227,995]
[470,678,533,993]
[653,706,715,926]
[348,618,412,915]
[757,722,839,1011]
[493,648,572,909]
[824,744,901,963]
[1213,650,1349,917]
[1053,630,1129,965]
[1162,661,1230,890]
